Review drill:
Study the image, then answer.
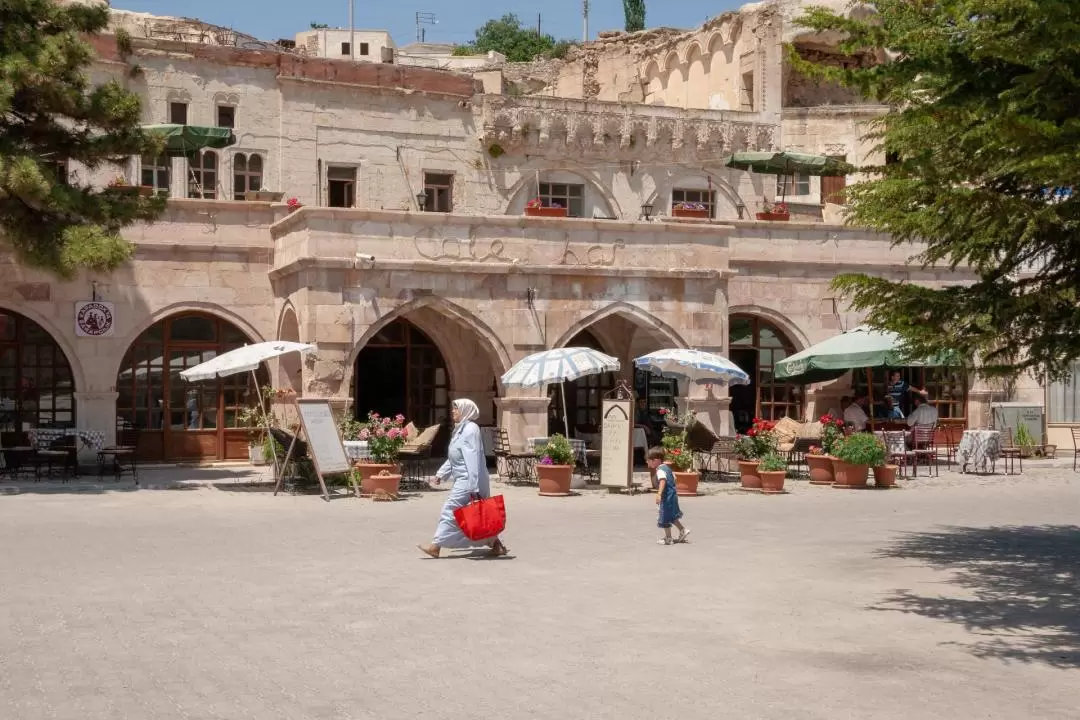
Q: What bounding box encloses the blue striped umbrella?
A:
[501,347,621,437]
[634,348,750,386]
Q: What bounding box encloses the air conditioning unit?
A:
[990,403,1044,445]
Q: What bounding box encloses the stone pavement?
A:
[1,464,1078,720]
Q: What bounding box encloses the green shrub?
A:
[757,453,787,472]
[537,433,575,465]
[834,432,886,467]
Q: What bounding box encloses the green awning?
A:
[724,151,855,177]
[774,325,958,385]
[143,124,237,157]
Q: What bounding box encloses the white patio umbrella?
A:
[500,347,621,438]
[179,341,317,476]
[633,348,751,386]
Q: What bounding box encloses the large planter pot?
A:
[525,206,568,218]
[873,465,898,488]
[738,460,761,491]
[756,211,790,222]
[832,459,870,489]
[672,207,710,219]
[249,442,268,466]
[673,470,699,496]
[354,462,401,494]
[806,454,835,485]
[759,470,787,494]
[536,463,574,496]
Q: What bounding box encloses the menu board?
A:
[600,399,633,489]
[296,399,351,476]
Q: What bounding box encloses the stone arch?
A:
[115,301,267,369]
[727,304,810,351]
[276,302,302,393]
[661,51,681,73]
[728,309,807,429]
[684,44,709,111]
[646,168,748,219]
[503,164,622,218]
[680,40,705,66]
[553,302,686,351]
[706,29,728,54]
[0,300,85,393]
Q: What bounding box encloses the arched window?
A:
[233,153,263,200]
[728,315,801,432]
[0,311,75,442]
[188,150,217,199]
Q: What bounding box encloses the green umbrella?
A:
[725,151,856,203]
[143,124,237,158]
[774,325,956,385]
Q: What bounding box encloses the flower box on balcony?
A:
[525,206,568,218]
[245,190,285,202]
[672,207,710,219]
[756,211,790,221]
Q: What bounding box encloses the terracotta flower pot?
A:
[873,464,898,488]
[354,462,401,494]
[673,470,699,496]
[535,463,574,496]
[738,460,761,490]
[755,211,790,221]
[672,207,710,219]
[832,459,870,489]
[358,470,401,497]
[759,470,787,494]
[525,206,568,217]
[806,454,835,485]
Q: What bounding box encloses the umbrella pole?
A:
[866,367,874,431]
[254,369,280,479]
[560,382,571,439]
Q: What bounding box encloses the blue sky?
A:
[111,1,745,47]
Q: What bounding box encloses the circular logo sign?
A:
[77,302,113,336]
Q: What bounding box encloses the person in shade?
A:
[647,447,690,546]
[418,399,508,559]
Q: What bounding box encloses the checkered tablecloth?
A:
[528,437,587,463]
[957,430,1002,473]
[27,429,106,451]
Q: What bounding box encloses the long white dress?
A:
[431,421,492,548]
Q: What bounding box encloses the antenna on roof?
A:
[416,12,437,44]
[582,0,589,42]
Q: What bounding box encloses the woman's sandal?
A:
[417,544,441,558]
[488,541,509,557]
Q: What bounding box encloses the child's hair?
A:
[646,447,666,461]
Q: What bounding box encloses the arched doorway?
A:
[728,314,802,433]
[548,330,615,435]
[352,318,450,430]
[115,313,265,461]
[0,310,76,445]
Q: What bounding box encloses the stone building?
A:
[2,1,1053,464]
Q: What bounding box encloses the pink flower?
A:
[401,427,409,439]
[388,428,401,439]
[375,428,386,438]
[395,414,405,423]
[359,429,370,440]
[540,456,553,465]
[382,417,392,427]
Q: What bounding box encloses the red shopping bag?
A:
[454,495,507,541]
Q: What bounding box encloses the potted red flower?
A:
[525,197,568,218]
[756,200,790,222]
[672,201,710,219]
[733,417,778,491]
[807,413,846,485]
[286,196,302,213]
[661,427,698,496]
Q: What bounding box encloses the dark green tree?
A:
[623,0,646,33]
[453,13,574,62]
[792,1,1080,380]
[1,0,165,277]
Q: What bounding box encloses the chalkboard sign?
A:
[600,399,633,489]
[296,399,351,476]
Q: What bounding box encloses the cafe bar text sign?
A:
[600,399,633,489]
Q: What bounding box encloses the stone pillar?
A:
[494,396,550,450]
[74,391,117,464]
[675,393,733,436]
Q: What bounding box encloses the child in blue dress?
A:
[647,448,690,545]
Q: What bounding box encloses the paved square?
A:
[1,467,1078,719]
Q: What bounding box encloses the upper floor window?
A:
[423,172,453,212]
[141,155,170,196]
[42,158,69,185]
[233,153,263,200]
[740,71,755,111]
[538,182,584,218]
[672,188,716,218]
[216,105,235,129]
[188,150,218,199]
[169,102,188,125]
[777,173,811,197]
[327,165,357,208]
[341,42,351,55]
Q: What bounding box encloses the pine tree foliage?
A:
[624,0,646,32]
[0,0,165,277]
[792,1,1080,381]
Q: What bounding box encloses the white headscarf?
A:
[452,398,480,436]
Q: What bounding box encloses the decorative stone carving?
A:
[556,234,624,267]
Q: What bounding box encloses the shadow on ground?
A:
[874,524,1080,668]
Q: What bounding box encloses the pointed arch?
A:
[553,302,686,350]
[727,305,810,351]
[115,301,267,364]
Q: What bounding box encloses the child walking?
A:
[646,447,690,545]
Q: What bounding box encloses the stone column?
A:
[675,391,733,436]
[74,391,117,465]
[494,396,550,450]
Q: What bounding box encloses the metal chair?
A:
[881,431,914,477]
[35,436,78,481]
[398,424,442,490]
[1072,428,1080,472]
[693,438,737,482]
[998,428,1023,475]
[911,425,939,477]
[494,429,534,485]
[786,436,818,478]
[97,429,140,484]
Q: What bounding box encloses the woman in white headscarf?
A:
[418,398,508,558]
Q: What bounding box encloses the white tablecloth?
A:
[957,430,1002,473]
[28,429,106,451]
[343,440,370,461]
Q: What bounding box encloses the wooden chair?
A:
[494,429,535,485]
[97,428,140,484]
[694,438,737,482]
[911,425,939,477]
[1072,428,1080,472]
[998,428,1023,475]
[934,425,963,469]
